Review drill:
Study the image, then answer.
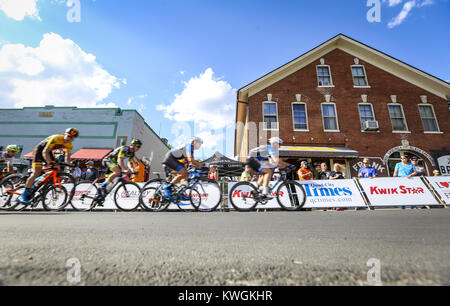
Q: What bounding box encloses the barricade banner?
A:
[228,180,367,209]
[357,177,439,207]
[424,176,450,205]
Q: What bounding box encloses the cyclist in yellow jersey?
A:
[18,128,79,204]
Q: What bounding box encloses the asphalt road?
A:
[0,209,449,286]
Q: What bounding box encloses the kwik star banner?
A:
[357,177,440,207]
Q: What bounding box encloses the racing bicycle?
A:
[229,167,307,212]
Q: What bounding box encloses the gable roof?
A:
[238,34,450,100]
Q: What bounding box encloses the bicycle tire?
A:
[57,173,76,204]
[0,174,27,211]
[276,181,307,211]
[139,186,170,212]
[42,185,69,211]
[191,180,222,212]
[229,182,259,212]
[70,181,98,211]
[114,181,141,212]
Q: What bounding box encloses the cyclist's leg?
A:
[101,161,121,191]
[19,148,44,204]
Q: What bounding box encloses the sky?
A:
[0,0,449,159]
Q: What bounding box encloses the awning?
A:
[71,149,112,161]
[279,146,359,158]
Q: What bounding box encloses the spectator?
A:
[393,155,417,179]
[393,155,417,210]
[433,170,441,176]
[358,159,378,179]
[82,161,99,182]
[240,165,253,182]
[208,165,218,181]
[330,163,345,180]
[297,161,313,181]
[72,162,82,183]
[318,162,331,180]
[411,157,425,177]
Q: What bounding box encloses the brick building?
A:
[235,34,450,177]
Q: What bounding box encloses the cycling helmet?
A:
[131,139,143,147]
[192,137,203,145]
[269,137,283,145]
[65,128,79,138]
[6,145,21,153]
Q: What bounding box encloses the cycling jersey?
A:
[32,135,72,167]
[37,135,73,153]
[248,145,277,161]
[104,146,136,164]
[170,144,195,160]
[0,151,14,164]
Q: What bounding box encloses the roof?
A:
[71,149,113,161]
[238,34,450,100]
[203,151,244,168]
[279,146,359,158]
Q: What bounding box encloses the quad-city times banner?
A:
[228,180,368,209]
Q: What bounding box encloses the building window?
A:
[292,103,308,131]
[388,104,408,132]
[358,103,375,130]
[116,136,128,148]
[321,103,339,131]
[351,66,369,87]
[317,66,333,87]
[263,102,279,130]
[418,104,439,132]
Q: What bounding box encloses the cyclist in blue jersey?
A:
[246,137,295,199]
[162,137,204,198]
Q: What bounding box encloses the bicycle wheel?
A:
[186,187,201,211]
[229,182,259,212]
[42,185,69,211]
[70,181,98,211]
[114,182,141,212]
[139,186,170,212]
[191,180,222,212]
[276,181,306,211]
[0,174,26,211]
[57,173,76,204]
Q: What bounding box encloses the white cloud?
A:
[386,0,436,28]
[0,33,121,108]
[157,68,236,151]
[127,94,148,105]
[0,0,40,21]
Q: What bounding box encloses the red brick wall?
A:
[247,48,449,174]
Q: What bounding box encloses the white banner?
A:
[358,177,439,207]
[425,176,450,205]
[228,180,367,209]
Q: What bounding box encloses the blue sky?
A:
[0,0,449,158]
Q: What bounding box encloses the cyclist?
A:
[18,128,79,204]
[0,145,22,175]
[246,137,294,199]
[100,139,142,196]
[162,137,204,198]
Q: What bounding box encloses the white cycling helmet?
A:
[192,137,204,145]
[269,137,283,145]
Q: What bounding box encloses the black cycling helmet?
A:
[65,128,79,138]
[130,139,143,147]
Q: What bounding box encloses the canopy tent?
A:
[71,149,113,161]
[202,152,244,180]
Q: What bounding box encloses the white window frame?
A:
[316,65,334,87]
[291,102,309,132]
[321,102,340,132]
[358,103,378,132]
[262,101,279,131]
[418,104,442,134]
[351,65,370,88]
[387,103,410,133]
